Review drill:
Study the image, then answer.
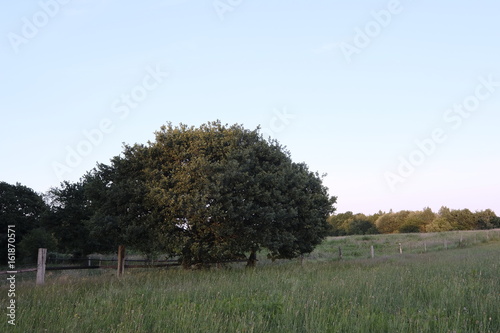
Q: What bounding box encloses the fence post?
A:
[88,256,91,267]
[370,245,375,258]
[117,245,125,277]
[36,248,47,286]
[338,246,342,260]
[424,241,427,252]
[399,243,402,254]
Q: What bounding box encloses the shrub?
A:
[19,228,58,263]
[347,219,378,235]
[399,224,420,233]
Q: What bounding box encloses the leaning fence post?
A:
[117,245,125,277]
[36,248,47,286]
[370,245,375,258]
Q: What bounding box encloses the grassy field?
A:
[2,231,500,332]
[311,229,500,261]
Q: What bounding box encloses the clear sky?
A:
[1,0,499,215]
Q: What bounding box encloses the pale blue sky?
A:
[1,0,499,214]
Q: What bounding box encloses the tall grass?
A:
[311,228,500,260]
[1,235,499,332]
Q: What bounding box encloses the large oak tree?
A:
[85,121,336,267]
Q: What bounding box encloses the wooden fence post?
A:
[424,242,427,252]
[338,246,342,260]
[399,243,402,254]
[117,245,125,277]
[36,248,47,286]
[370,245,375,258]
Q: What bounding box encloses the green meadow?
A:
[2,231,500,333]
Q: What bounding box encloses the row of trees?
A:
[328,207,500,236]
[1,122,335,267]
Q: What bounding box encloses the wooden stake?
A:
[117,245,125,277]
[399,243,402,254]
[338,246,342,260]
[36,248,47,286]
[370,245,374,258]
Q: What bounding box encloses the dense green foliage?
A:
[1,122,335,266]
[2,237,499,332]
[18,228,58,262]
[0,182,51,264]
[45,181,95,257]
[328,207,500,236]
[84,122,335,266]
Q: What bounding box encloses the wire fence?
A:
[2,229,499,284]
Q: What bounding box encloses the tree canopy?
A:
[328,206,500,236]
[84,121,336,267]
[0,182,51,263]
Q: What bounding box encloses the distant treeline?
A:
[328,207,500,236]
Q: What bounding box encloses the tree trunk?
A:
[181,257,191,270]
[246,249,257,268]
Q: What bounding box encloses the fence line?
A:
[330,230,500,261]
[2,231,499,283]
[0,267,37,275]
[0,245,250,284]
